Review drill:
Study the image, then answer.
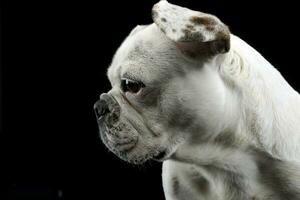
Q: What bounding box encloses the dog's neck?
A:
[215,35,300,161]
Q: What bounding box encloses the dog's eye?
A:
[121,78,145,93]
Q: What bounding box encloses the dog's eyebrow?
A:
[122,72,142,82]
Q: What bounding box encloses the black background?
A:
[1,0,299,199]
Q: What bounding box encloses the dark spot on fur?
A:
[127,45,148,60]
[205,26,215,31]
[187,167,210,194]
[152,9,158,19]
[172,29,176,33]
[213,131,236,146]
[190,16,217,26]
[107,114,116,126]
[176,21,230,59]
[161,17,167,22]
[182,28,191,35]
[230,58,235,65]
[172,177,180,195]
[181,28,204,42]
[201,27,230,54]
[214,29,231,53]
[210,39,230,54]
[166,96,196,130]
[176,41,213,60]
[215,27,230,40]
[186,24,196,31]
[195,177,210,194]
[160,27,166,34]
[254,149,300,199]
[222,171,249,199]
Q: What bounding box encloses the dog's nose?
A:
[94,96,110,119]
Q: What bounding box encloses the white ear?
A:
[152,0,230,58]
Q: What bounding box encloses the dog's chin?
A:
[98,116,177,164]
[105,137,168,164]
[113,145,167,165]
[101,129,182,164]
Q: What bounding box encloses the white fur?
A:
[162,34,300,200]
[100,1,300,199]
[222,35,300,161]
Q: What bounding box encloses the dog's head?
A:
[94,1,231,164]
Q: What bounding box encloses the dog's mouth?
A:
[102,126,168,163]
[96,104,170,164]
[152,148,170,161]
[108,135,138,153]
[153,150,167,160]
[100,123,139,153]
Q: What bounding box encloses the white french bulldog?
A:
[94,1,300,199]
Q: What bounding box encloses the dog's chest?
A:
[162,160,262,200]
[162,160,220,200]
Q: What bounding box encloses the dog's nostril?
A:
[94,100,110,119]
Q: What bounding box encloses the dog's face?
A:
[94,1,231,164]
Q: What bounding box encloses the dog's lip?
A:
[96,114,106,122]
[107,135,138,153]
[97,116,104,121]
[115,141,137,152]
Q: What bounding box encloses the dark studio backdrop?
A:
[1,0,299,199]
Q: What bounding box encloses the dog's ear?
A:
[152,0,230,59]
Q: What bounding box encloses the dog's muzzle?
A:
[94,93,120,123]
[94,93,137,154]
[94,94,110,120]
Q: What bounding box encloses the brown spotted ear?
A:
[152,0,230,58]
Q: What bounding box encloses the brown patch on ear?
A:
[176,41,215,59]
[215,28,231,52]
[181,28,205,41]
[190,16,217,26]
[210,39,230,54]
[216,28,230,40]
